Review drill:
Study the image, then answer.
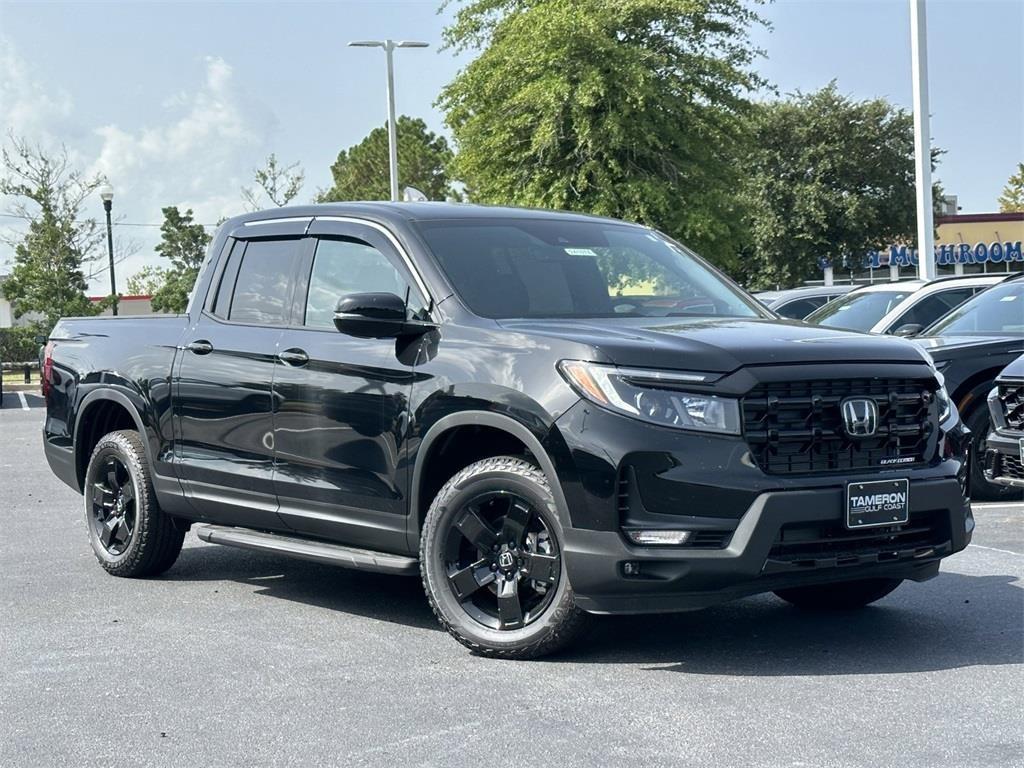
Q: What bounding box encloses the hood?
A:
[498,317,931,373]
[997,352,1024,379]
[913,334,1024,360]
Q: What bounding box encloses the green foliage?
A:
[0,136,104,330]
[438,0,767,268]
[0,325,45,363]
[998,162,1024,213]
[242,153,305,211]
[125,264,168,296]
[318,116,456,202]
[149,207,211,314]
[737,83,939,289]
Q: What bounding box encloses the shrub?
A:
[0,325,46,364]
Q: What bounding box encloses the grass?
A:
[0,370,41,385]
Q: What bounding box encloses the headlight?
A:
[933,370,952,423]
[558,361,741,434]
[936,385,952,422]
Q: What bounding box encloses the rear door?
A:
[174,221,308,528]
[271,219,429,552]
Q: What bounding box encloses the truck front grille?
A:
[997,381,1024,431]
[764,510,951,572]
[992,452,1024,482]
[742,378,934,475]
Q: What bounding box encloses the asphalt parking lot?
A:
[1,401,1021,768]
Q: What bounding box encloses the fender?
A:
[73,387,186,509]
[74,388,150,470]
[406,410,573,550]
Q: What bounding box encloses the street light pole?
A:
[99,183,117,315]
[910,0,936,281]
[349,39,429,202]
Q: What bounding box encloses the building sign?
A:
[866,240,1023,269]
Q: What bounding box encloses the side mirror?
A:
[34,335,47,345]
[893,323,924,337]
[333,292,409,339]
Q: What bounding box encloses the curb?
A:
[2,383,42,393]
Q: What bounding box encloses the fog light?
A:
[622,561,641,577]
[624,529,692,546]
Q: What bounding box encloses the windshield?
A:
[805,289,913,331]
[925,281,1024,336]
[414,218,767,320]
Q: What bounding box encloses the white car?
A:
[804,275,1009,335]
[754,285,857,319]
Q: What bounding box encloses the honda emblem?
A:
[841,398,878,438]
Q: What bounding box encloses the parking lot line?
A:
[970,543,1023,557]
[17,392,28,411]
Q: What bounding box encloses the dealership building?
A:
[866,210,1024,279]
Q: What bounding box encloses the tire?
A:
[84,429,185,577]
[420,456,589,659]
[964,402,1024,502]
[774,578,903,610]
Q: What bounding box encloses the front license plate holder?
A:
[846,479,909,529]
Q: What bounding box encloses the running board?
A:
[195,525,419,576]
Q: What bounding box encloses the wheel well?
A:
[76,399,138,487]
[416,424,531,527]
[952,368,1003,418]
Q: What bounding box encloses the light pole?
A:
[910,0,936,281]
[348,39,429,202]
[99,182,117,315]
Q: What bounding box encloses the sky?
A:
[0,0,1022,292]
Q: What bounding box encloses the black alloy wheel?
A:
[421,456,589,659]
[89,454,137,556]
[84,429,185,577]
[443,491,561,631]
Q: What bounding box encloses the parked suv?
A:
[985,354,1024,490]
[805,275,1005,336]
[42,204,972,658]
[754,285,855,319]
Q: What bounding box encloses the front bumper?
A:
[984,431,1024,488]
[552,393,972,615]
[563,478,972,613]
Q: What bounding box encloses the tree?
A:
[126,264,168,296]
[0,136,105,330]
[241,153,305,211]
[437,0,766,268]
[736,84,942,289]
[318,116,455,202]
[998,163,1024,213]
[149,207,211,313]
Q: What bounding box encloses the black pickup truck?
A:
[43,203,973,658]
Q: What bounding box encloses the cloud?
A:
[0,37,74,142]
[1,43,280,290]
[89,55,275,224]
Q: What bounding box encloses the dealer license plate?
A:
[846,479,910,529]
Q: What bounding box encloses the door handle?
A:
[278,348,309,367]
[186,340,213,355]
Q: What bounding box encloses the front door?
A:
[271,220,428,553]
[174,226,306,528]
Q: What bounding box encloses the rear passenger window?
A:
[776,298,822,319]
[228,239,300,325]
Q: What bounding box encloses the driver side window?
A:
[304,238,421,329]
